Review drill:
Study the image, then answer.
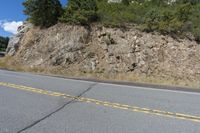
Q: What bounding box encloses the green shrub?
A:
[60,0,98,25]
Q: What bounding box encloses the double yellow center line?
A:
[0,82,200,123]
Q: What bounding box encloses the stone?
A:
[6,35,21,56]
[6,22,32,56]
[8,23,200,81]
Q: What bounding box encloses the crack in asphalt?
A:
[17,83,98,133]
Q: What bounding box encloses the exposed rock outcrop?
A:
[8,23,200,81]
[6,22,32,56]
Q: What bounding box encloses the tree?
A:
[60,0,98,25]
[0,36,9,51]
[23,0,63,27]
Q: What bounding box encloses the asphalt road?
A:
[0,69,199,133]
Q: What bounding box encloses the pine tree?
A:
[23,0,63,27]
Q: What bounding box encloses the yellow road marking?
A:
[0,82,200,123]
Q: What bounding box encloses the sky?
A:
[0,0,67,37]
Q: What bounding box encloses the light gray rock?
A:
[10,23,200,81]
[6,34,21,56]
[18,22,33,34]
[6,22,32,56]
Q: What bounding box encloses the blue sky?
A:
[0,0,67,37]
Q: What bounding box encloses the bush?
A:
[60,0,98,25]
[139,3,193,35]
[97,0,137,27]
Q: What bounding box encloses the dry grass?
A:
[0,56,45,73]
[103,73,200,89]
[0,56,24,71]
[0,56,200,89]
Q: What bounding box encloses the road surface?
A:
[0,69,199,133]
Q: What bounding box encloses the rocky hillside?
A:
[6,23,200,82]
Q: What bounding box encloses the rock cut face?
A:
[6,22,33,56]
[9,23,200,81]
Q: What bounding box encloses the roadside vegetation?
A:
[23,0,200,42]
[0,36,9,52]
[1,56,200,89]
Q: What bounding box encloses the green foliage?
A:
[60,0,98,25]
[176,0,200,5]
[0,36,9,51]
[22,0,200,42]
[23,0,63,27]
[122,0,131,5]
[175,3,192,22]
[190,3,200,41]
[142,8,161,32]
[97,0,139,27]
[95,0,200,41]
[141,3,192,34]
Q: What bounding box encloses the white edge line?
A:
[63,78,200,96]
[1,70,200,96]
